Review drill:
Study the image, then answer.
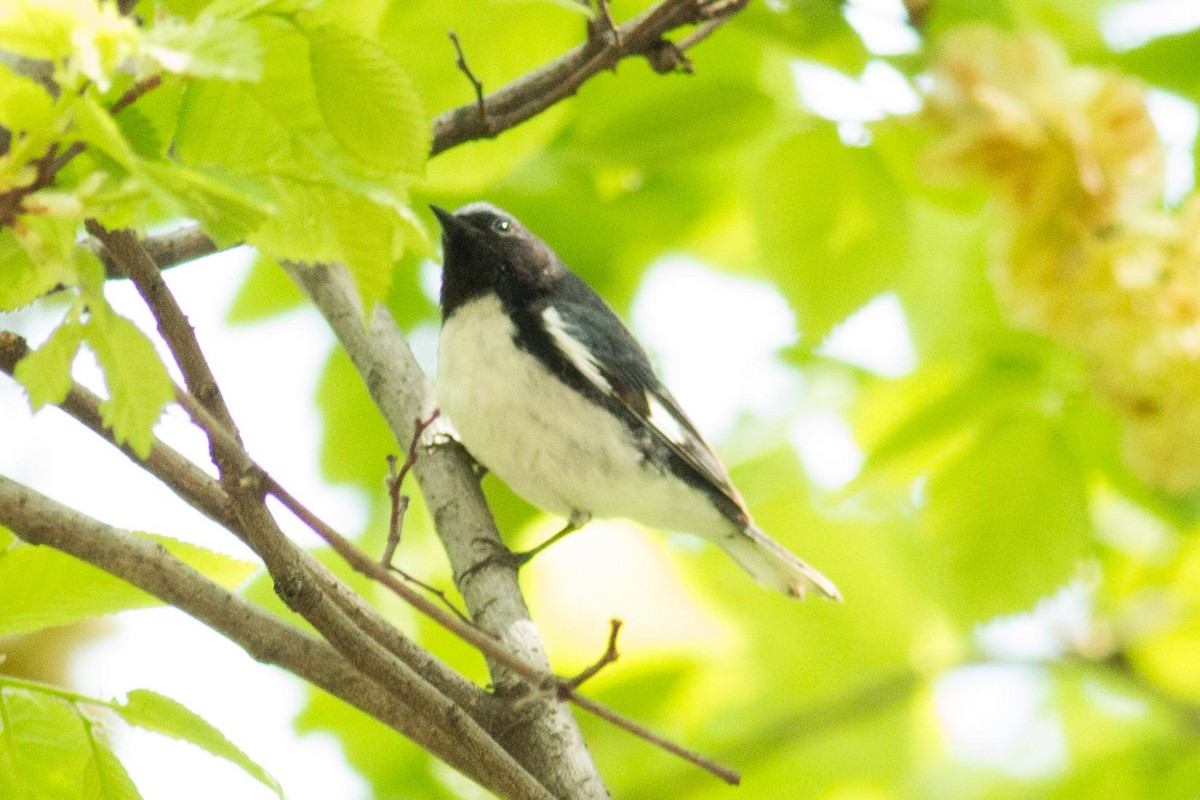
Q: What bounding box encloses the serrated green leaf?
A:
[116,76,185,160]
[114,106,163,159]
[0,1,77,61]
[83,308,174,458]
[0,62,57,137]
[138,532,258,587]
[13,318,86,410]
[70,93,136,169]
[11,213,77,275]
[753,126,909,344]
[0,686,91,800]
[140,159,273,244]
[0,531,255,637]
[175,78,285,169]
[924,417,1092,625]
[307,24,427,174]
[143,15,264,80]
[81,737,141,800]
[331,190,395,313]
[0,228,63,310]
[115,690,282,798]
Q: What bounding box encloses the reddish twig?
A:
[383,410,442,567]
[559,619,622,693]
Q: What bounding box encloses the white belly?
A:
[436,295,731,537]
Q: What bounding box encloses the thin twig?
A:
[383,411,442,567]
[560,619,622,693]
[587,0,621,47]
[569,692,740,785]
[674,0,748,53]
[385,454,409,562]
[430,0,750,154]
[447,31,487,126]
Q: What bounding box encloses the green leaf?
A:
[0,228,64,311]
[142,15,264,80]
[13,318,86,410]
[736,0,870,73]
[330,190,395,313]
[140,532,258,587]
[140,160,274,244]
[70,94,136,169]
[115,690,282,798]
[0,685,92,800]
[0,62,57,138]
[84,308,174,459]
[116,77,185,161]
[892,200,1006,361]
[0,1,77,61]
[307,24,427,175]
[316,345,395,489]
[0,532,255,637]
[924,416,1092,625]
[566,81,776,166]
[1116,28,1200,103]
[753,127,908,344]
[81,738,141,800]
[10,214,78,277]
[226,252,307,323]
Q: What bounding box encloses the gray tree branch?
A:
[0,474,552,800]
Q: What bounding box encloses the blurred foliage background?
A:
[3,0,1200,797]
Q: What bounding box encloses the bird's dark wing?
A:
[534,274,749,521]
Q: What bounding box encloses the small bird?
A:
[432,203,841,601]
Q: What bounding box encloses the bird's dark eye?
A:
[493,218,512,234]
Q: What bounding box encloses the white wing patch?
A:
[646,394,689,447]
[543,306,611,392]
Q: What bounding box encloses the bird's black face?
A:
[432,202,563,318]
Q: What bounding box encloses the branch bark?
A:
[0,475,553,800]
[82,224,218,279]
[431,0,746,154]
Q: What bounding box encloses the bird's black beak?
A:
[430,204,466,237]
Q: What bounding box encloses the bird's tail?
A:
[718,525,841,601]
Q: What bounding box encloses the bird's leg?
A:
[512,510,592,567]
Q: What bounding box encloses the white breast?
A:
[436,295,732,539]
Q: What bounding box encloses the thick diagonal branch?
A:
[0,475,553,800]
